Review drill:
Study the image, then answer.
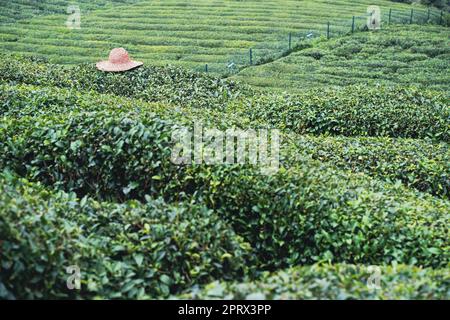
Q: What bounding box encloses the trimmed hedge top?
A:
[230,85,450,141]
[0,55,251,109]
[178,263,450,300]
[2,83,448,199]
[1,56,449,142]
[284,134,449,199]
[0,172,252,299]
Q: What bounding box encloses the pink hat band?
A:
[96,48,143,72]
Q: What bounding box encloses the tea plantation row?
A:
[1,82,449,198]
[229,85,449,141]
[0,55,449,299]
[0,55,248,109]
[178,264,450,300]
[0,172,250,299]
[0,0,139,24]
[1,57,448,141]
[2,173,448,299]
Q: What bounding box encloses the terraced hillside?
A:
[234,24,450,92]
[0,0,442,73]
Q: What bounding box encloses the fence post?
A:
[388,9,392,25]
[410,9,413,24]
[327,22,330,39]
[352,16,355,33]
[249,48,253,65]
[288,32,292,50]
[440,11,443,25]
[205,64,208,73]
[427,8,430,22]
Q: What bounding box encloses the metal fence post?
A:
[440,11,443,25]
[205,64,208,73]
[388,8,392,25]
[352,16,355,33]
[289,32,292,50]
[249,48,253,65]
[410,9,413,24]
[327,22,330,39]
[427,8,430,22]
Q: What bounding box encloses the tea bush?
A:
[1,107,449,270]
[179,164,450,269]
[0,172,252,299]
[0,48,448,300]
[234,25,450,92]
[1,83,448,199]
[284,135,449,199]
[1,57,448,142]
[232,85,449,141]
[0,83,252,129]
[178,264,450,300]
[0,55,249,109]
[0,0,139,24]
[0,109,178,201]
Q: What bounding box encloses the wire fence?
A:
[196,6,448,76]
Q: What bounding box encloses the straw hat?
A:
[96,48,143,72]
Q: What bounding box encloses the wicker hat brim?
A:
[96,60,143,72]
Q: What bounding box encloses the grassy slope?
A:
[0,0,438,73]
[233,24,450,92]
[0,0,139,24]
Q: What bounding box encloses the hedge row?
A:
[0,108,178,201]
[178,264,450,300]
[285,134,449,199]
[1,83,448,199]
[0,172,252,299]
[2,57,449,142]
[0,55,250,109]
[180,164,450,269]
[0,83,250,129]
[230,85,449,141]
[1,109,449,269]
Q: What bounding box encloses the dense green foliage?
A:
[1,82,448,200]
[231,85,449,141]
[2,168,449,299]
[179,264,450,299]
[0,173,251,299]
[392,0,449,11]
[1,78,449,299]
[0,56,247,109]
[1,58,447,141]
[286,135,449,199]
[1,100,449,271]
